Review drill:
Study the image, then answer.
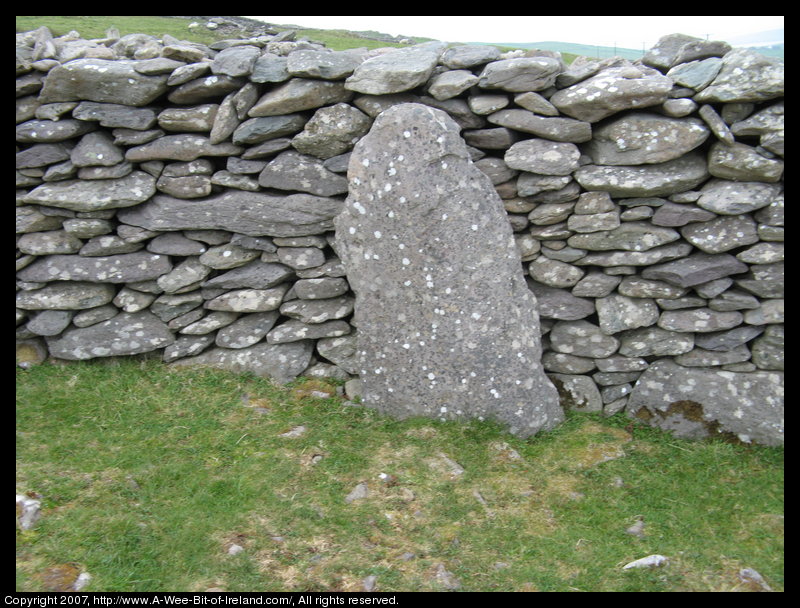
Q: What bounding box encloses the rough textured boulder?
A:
[628,360,783,446]
[334,103,563,437]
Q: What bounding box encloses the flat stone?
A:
[170,341,314,384]
[16,282,116,310]
[258,150,348,196]
[335,103,562,437]
[627,359,783,446]
[504,139,580,175]
[477,57,562,92]
[167,75,244,104]
[232,115,307,145]
[291,103,372,159]
[215,311,280,348]
[16,119,96,143]
[202,261,294,290]
[249,78,353,116]
[17,252,172,284]
[125,134,242,162]
[487,108,592,143]
[39,59,169,106]
[642,252,748,288]
[617,326,694,357]
[344,42,446,95]
[596,294,659,334]
[694,49,783,103]
[707,142,784,182]
[680,215,758,254]
[574,152,709,197]
[205,286,289,313]
[568,222,680,252]
[441,45,502,69]
[549,320,620,358]
[46,311,174,360]
[584,113,709,165]
[287,48,367,80]
[117,191,343,237]
[550,64,673,122]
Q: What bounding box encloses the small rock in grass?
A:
[344,482,368,503]
[622,554,668,569]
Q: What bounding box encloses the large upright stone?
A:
[334,103,563,437]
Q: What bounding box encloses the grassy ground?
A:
[16,359,783,592]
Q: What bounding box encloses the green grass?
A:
[17,360,783,592]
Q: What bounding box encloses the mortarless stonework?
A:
[334,104,563,437]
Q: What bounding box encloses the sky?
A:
[244,15,784,50]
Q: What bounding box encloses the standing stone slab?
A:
[334,103,563,437]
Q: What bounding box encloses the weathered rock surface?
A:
[628,360,783,446]
[335,103,563,437]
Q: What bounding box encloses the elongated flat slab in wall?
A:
[334,103,563,437]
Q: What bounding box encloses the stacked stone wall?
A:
[16,27,783,444]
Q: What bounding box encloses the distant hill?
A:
[476,40,645,61]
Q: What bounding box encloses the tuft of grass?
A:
[16,360,782,592]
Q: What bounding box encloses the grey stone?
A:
[658,308,743,333]
[280,296,354,324]
[596,294,659,334]
[205,286,288,313]
[203,261,294,290]
[584,113,709,165]
[167,75,244,104]
[215,311,280,348]
[504,139,580,175]
[292,103,372,159]
[477,57,562,92]
[250,53,289,83]
[642,252,748,288]
[751,325,783,371]
[170,341,314,384]
[550,64,673,122]
[16,119,96,143]
[574,152,709,197]
[17,252,172,284]
[618,326,694,357]
[694,326,764,352]
[267,319,351,344]
[179,311,238,335]
[199,244,260,270]
[427,70,479,100]
[696,179,782,216]
[258,150,348,196]
[46,311,174,359]
[549,320,619,358]
[79,235,143,257]
[627,359,783,446]
[249,78,353,116]
[549,374,603,412]
[118,191,343,238]
[287,48,367,80]
[16,143,72,169]
[157,258,212,293]
[528,257,584,288]
[17,230,83,255]
[16,282,116,310]
[730,102,784,157]
[695,49,783,103]
[441,45,502,69]
[26,309,74,336]
[707,142,783,182]
[651,202,715,227]
[568,222,680,252]
[157,104,219,132]
[527,280,596,320]
[147,233,207,256]
[294,277,349,300]
[39,59,169,106]
[487,108,592,143]
[666,57,723,91]
[335,103,562,437]
[642,33,719,70]
[232,114,307,145]
[112,287,156,313]
[344,42,446,95]
[125,134,243,162]
[680,215,758,254]
[211,45,261,77]
[162,334,215,362]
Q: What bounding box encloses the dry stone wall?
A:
[16,27,784,444]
